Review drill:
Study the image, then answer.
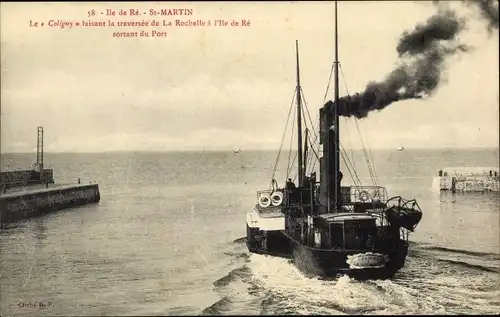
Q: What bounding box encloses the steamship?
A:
[245,2,423,280]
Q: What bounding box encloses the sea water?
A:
[1,148,498,315]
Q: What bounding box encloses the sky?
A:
[1,1,498,153]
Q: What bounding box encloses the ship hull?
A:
[246,224,291,258]
[246,224,408,280]
[286,234,408,280]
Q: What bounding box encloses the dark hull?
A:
[246,224,408,280]
[285,232,408,280]
[246,224,291,258]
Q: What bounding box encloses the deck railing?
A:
[256,185,389,207]
[344,185,388,204]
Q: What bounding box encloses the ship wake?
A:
[202,241,500,315]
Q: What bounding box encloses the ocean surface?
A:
[1,148,499,316]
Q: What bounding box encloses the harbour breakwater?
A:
[0,169,54,189]
[432,167,499,192]
[0,184,100,225]
[0,126,101,226]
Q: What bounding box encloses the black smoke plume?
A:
[465,0,499,31]
[324,9,469,119]
[434,0,499,31]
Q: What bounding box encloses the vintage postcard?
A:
[1,1,498,316]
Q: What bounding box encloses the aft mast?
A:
[296,40,304,187]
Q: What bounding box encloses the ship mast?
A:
[296,40,304,187]
[333,0,341,210]
[319,1,340,213]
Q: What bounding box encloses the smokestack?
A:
[324,8,468,119]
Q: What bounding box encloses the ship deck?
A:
[253,204,285,218]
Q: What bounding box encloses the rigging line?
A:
[310,142,320,165]
[339,63,378,185]
[362,122,379,184]
[308,132,320,163]
[306,60,336,175]
[300,94,312,166]
[336,72,356,173]
[308,60,336,153]
[307,137,317,171]
[355,120,377,186]
[340,144,362,187]
[300,87,320,174]
[300,87,317,137]
[270,87,297,188]
[340,143,360,181]
[343,116,356,171]
[339,69,377,185]
[305,132,315,174]
[310,135,323,174]
[309,123,323,173]
[286,103,297,179]
[309,130,320,173]
[340,146,359,185]
[323,61,335,102]
[340,148,361,189]
[353,119,373,182]
[358,120,379,185]
[289,151,298,181]
[287,95,304,182]
[354,119,378,186]
[305,132,320,174]
[309,59,336,149]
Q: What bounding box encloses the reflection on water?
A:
[34,218,47,241]
[439,191,499,211]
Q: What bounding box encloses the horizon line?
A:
[1,146,499,155]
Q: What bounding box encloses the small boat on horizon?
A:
[234,148,241,154]
[398,145,404,151]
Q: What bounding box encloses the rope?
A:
[272,59,382,190]
[306,60,336,161]
[300,87,318,137]
[340,154,361,197]
[270,88,297,189]
[365,129,379,186]
[354,119,379,186]
[308,133,320,166]
[343,116,356,171]
[340,144,362,188]
[287,105,296,180]
[289,151,298,182]
[308,61,336,173]
[323,62,335,102]
[339,63,379,186]
[300,87,320,174]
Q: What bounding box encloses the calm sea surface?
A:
[1,148,499,316]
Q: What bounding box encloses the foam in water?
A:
[238,248,500,315]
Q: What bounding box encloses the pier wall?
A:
[0,169,54,189]
[432,175,499,192]
[432,166,499,192]
[0,184,100,224]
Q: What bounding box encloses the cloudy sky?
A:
[1,1,498,153]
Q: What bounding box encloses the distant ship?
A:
[245,1,423,281]
[397,145,404,151]
[234,148,241,154]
